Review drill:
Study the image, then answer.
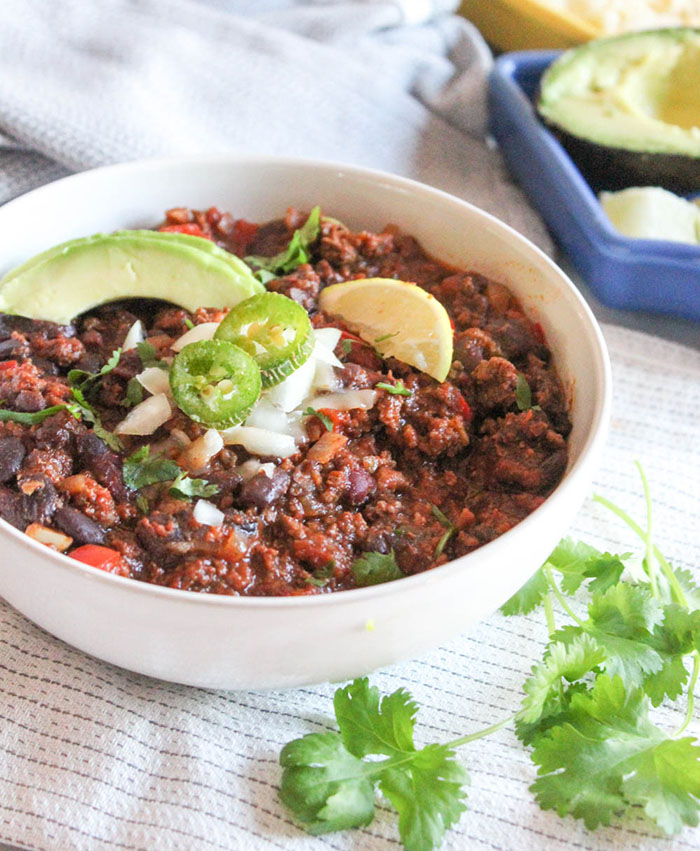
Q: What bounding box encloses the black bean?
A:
[76,433,126,500]
[14,391,45,413]
[21,475,59,525]
[239,470,290,510]
[0,338,20,357]
[136,511,184,561]
[0,436,26,483]
[55,506,106,545]
[346,469,375,506]
[0,485,24,529]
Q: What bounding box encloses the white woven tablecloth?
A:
[0,2,699,849]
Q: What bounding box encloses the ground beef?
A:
[0,205,571,596]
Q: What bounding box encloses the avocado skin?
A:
[544,123,700,195]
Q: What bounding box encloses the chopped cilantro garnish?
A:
[515,373,542,412]
[245,206,321,277]
[122,445,181,490]
[351,551,403,587]
[184,318,195,330]
[341,338,353,355]
[169,470,220,500]
[303,406,333,432]
[67,347,122,393]
[376,380,412,397]
[136,341,169,371]
[0,404,79,425]
[122,376,144,408]
[305,561,335,588]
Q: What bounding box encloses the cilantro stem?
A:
[674,653,700,737]
[447,716,513,748]
[543,591,556,637]
[593,494,688,608]
[544,566,584,627]
[636,461,659,600]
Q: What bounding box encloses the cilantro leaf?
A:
[122,445,181,490]
[68,347,122,391]
[515,373,541,412]
[501,568,549,616]
[246,206,321,276]
[550,583,665,690]
[184,317,195,330]
[379,745,469,851]
[518,635,605,726]
[430,504,456,559]
[303,406,333,432]
[544,537,602,594]
[583,553,630,595]
[0,404,79,425]
[169,470,219,500]
[136,341,168,370]
[305,561,335,588]
[334,678,417,758]
[351,551,403,587]
[376,380,412,397]
[123,376,144,408]
[531,675,700,834]
[279,731,375,834]
[644,604,700,705]
[69,386,124,451]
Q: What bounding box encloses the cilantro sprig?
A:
[280,464,700,847]
[246,206,321,278]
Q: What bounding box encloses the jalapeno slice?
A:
[169,339,261,428]
[214,292,313,388]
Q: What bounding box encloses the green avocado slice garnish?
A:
[0,231,264,324]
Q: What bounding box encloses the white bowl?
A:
[0,156,611,690]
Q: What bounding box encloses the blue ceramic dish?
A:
[489,51,700,321]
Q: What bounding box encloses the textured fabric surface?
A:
[0,326,698,850]
[0,2,699,849]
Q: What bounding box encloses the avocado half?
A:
[537,28,700,194]
[0,231,264,325]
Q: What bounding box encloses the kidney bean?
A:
[346,469,376,506]
[0,436,26,483]
[55,505,106,545]
[239,470,290,510]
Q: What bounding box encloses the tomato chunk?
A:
[0,360,18,371]
[70,544,124,574]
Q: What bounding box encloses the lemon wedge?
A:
[319,277,453,382]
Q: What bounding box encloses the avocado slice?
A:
[0,231,264,324]
[538,28,700,193]
[0,229,257,286]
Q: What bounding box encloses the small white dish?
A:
[0,156,611,689]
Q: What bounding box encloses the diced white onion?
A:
[171,322,220,352]
[115,393,172,435]
[264,355,316,412]
[245,400,294,433]
[25,522,73,552]
[237,459,276,481]
[313,327,342,352]
[181,429,223,473]
[312,335,343,369]
[312,360,340,393]
[193,499,225,527]
[220,425,297,458]
[137,366,172,397]
[122,320,145,351]
[304,389,378,411]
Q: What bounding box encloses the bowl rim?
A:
[0,153,612,610]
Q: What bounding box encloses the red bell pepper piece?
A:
[70,544,123,574]
[158,223,212,240]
